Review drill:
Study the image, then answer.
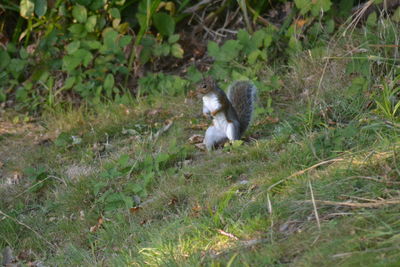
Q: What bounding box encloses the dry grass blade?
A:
[308,179,321,231]
[303,199,400,208]
[0,209,56,250]
[217,229,239,240]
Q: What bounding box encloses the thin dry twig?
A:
[217,229,239,240]
[346,175,400,185]
[0,209,56,249]
[267,158,344,213]
[302,199,400,208]
[308,179,321,231]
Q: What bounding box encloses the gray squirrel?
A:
[196,77,257,150]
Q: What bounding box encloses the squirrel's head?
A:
[196,76,216,95]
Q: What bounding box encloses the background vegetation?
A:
[1,0,400,266]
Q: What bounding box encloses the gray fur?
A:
[227,81,257,136]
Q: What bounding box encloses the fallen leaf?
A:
[168,197,178,206]
[195,143,206,151]
[255,116,279,126]
[188,134,203,144]
[89,216,104,233]
[129,206,142,214]
[147,108,163,116]
[184,173,193,180]
[295,18,307,28]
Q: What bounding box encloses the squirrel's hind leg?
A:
[226,121,240,141]
[204,126,228,151]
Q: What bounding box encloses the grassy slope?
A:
[1,46,400,266]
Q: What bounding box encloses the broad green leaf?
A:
[85,15,97,32]
[20,0,35,18]
[0,50,11,71]
[294,0,311,15]
[152,12,175,36]
[82,40,102,50]
[248,49,262,64]
[73,49,93,67]
[207,41,219,58]
[171,43,183,58]
[102,28,119,51]
[90,0,105,11]
[34,0,47,17]
[218,40,242,62]
[393,7,400,22]
[63,55,81,72]
[310,0,332,16]
[72,5,87,23]
[367,12,377,27]
[168,34,180,44]
[109,7,120,19]
[119,35,132,47]
[68,24,87,38]
[64,76,76,89]
[66,41,81,54]
[104,73,115,91]
[19,48,29,59]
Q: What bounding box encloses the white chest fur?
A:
[202,93,221,113]
[202,93,229,131]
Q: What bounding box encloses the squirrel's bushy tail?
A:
[227,81,257,136]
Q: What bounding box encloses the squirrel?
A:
[196,76,257,151]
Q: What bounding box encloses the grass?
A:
[1,33,400,266]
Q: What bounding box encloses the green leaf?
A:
[66,41,81,54]
[89,0,104,10]
[0,50,10,71]
[8,59,27,79]
[68,24,87,38]
[109,7,120,19]
[171,43,183,58]
[153,12,175,36]
[168,34,180,44]
[294,0,311,15]
[64,76,76,89]
[63,55,81,72]
[248,49,262,64]
[119,35,132,47]
[102,28,119,51]
[85,15,97,32]
[19,48,29,60]
[72,5,87,23]
[310,0,332,16]
[367,12,377,27]
[82,40,101,50]
[74,49,93,67]
[207,41,219,58]
[104,73,115,91]
[218,40,242,62]
[34,0,47,17]
[20,0,35,18]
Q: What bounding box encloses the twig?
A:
[0,209,56,249]
[346,175,400,185]
[217,229,239,240]
[332,246,400,259]
[209,238,268,259]
[308,179,320,231]
[302,199,400,208]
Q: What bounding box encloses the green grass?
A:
[1,43,400,266]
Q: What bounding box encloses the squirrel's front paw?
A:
[203,113,212,119]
